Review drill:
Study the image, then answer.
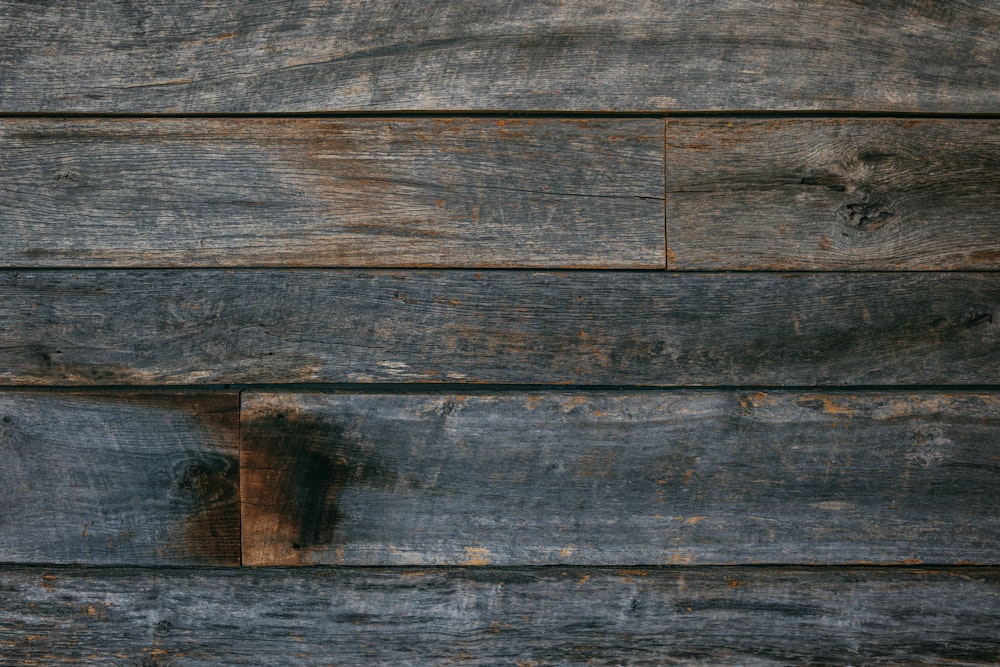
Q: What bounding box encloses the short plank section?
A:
[0,392,240,565]
[2,1,998,112]
[0,118,663,268]
[0,271,997,386]
[242,391,1000,566]
[666,119,1000,270]
[1,566,996,665]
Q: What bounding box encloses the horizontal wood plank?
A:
[0,392,240,565]
[0,118,663,268]
[0,271,997,386]
[666,119,1000,270]
[242,391,1000,566]
[2,2,998,113]
[1,566,996,665]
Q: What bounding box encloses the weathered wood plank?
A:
[0,118,663,269]
[0,392,240,565]
[0,271,997,386]
[1,566,996,665]
[2,1,998,113]
[242,391,1000,566]
[666,119,1000,270]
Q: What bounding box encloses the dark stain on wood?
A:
[241,402,398,563]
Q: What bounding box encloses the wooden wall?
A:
[1,2,998,664]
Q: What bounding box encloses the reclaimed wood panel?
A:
[0,271,997,386]
[0,118,663,269]
[1,566,996,665]
[2,2,999,113]
[666,119,1000,270]
[0,392,240,565]
[242,391,1000,566]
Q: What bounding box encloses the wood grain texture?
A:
[0,270,997,386]
[0,392,240,565]
[1,566,996,665]
[666,119,1000,270]
[242,391,1000,566]
[0,118,663,268]
[2,1,999,113]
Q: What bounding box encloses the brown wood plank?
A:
[666,119,1000,270]
[2,2,998,112]
[0,118,663,269]
[1,566,996,665]
[0,270,997,386]
[241,391,1000,566]
[0,391,240,565]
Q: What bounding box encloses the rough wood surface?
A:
[2,1,998,112]
[0,270,997,386]
[1,566,996,665]
[0,392,240,565]
[242,391,1000,566]
[0,118,663,268]
[666,119,1000,270]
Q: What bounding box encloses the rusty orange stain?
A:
[462,546,491,566]
[819,398,855,416]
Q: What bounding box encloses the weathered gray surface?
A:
[2,2,998,113]
[0,118,663,268]
[242,391,1000,566]
[666,119,1000,270]
[0,392,240,565]
[1,566,996,665]
[0,270,997,386]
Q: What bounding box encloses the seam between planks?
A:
[4,111,1000,119]
[664,117,669,270]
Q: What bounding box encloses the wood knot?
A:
[54,169,81,185]
[177,456,237,506]
[839,202,893,231]
[962,309,994,328]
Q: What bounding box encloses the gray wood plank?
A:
[0,392,240,565]
[2,1,998,113]
[0,270,997,386]
[1,566,996,665]
[666,119,1000,270]
[0,118,663,269]
[242,391,1000,566]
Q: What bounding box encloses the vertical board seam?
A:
[663,117,669,270]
